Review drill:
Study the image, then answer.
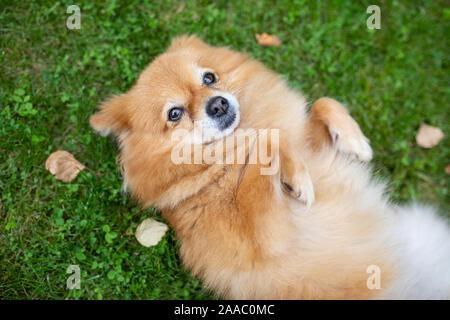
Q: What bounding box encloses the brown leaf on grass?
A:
[445,164,450,175]
[135,218,168,247]
[45,150,85,182]
[416,123,444,148]
[255,33,282,47]
[176,3,185,14]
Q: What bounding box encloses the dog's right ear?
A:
[89,94,130,136]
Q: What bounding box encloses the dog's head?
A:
[90,35,255,207]
[89,35,252,145]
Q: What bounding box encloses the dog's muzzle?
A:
[206,96,237,130]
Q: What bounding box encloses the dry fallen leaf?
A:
[135,218,168,247]
[255,32,282,47]
[45,150,85,182]
[445,164,450,175]
[416,123,444,148]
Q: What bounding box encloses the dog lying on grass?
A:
[90,35,450,299]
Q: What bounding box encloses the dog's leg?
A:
[279,140,315,208]
[279,98,370,206]
[306,97,373,161]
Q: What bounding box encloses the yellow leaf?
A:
[135,218,168,247]
[45,150,85,182]
[416,123,444,148]
[255,33,282,47]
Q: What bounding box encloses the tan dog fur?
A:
[90,35,450,299]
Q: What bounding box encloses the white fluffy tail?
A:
[385,204,450,299]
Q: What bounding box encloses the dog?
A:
[90,35,450,299]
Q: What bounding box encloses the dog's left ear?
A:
[168,34,208,52]
[89,94,130,136]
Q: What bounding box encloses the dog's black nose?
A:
[206,96,229,117]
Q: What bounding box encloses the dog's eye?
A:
[167,107,184,122]
[202,72,216,85]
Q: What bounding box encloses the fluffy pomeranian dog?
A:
[90,35,450,299]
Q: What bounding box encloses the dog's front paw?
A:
[282,170,315,208]
[311,97,373,162]
[329,125,372,162]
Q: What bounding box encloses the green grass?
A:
[0,0,448,299]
